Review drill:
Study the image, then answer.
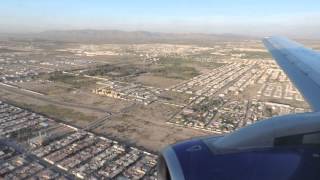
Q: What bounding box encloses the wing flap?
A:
[263,37,320,112]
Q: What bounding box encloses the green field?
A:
[48,72,96,89]
[151,57,200,80]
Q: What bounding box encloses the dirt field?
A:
[94,102,209,152]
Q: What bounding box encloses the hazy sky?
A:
[1,0,320,38]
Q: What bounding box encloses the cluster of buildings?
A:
[0,43,99,84]
[174,97,224,128]
[129,44,213,58]
[0,101,158,179]
[65,43,212,60]
[167,59,309,134]
[207,100,265,133]
[258,83,304,101]
[253,62,305,101]
[92,81,161,105]
[64,44,124,57]
[0,152,70,180]
[0,102,50,138]
[169,98,259,133]
[170,97,309,134]
[226,67,263,96]
[0,58,50,83]
[169,60,257,97]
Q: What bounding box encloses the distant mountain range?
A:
[0,30,256,44]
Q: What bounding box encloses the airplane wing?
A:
[263,37,320,112]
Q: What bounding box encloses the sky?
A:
[1,0,320,38]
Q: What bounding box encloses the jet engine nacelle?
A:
[158,112,320,180]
